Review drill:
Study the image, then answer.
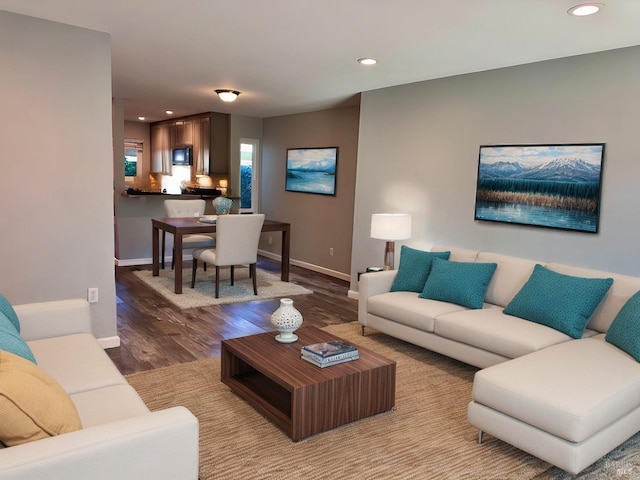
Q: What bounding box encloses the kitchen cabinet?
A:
[150,123,171,174]
[170,120,193,147]
[192,116,210,176]
[209,112,229,174]
[150,112,229,177]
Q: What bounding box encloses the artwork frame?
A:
[474,143,605,233]
[285,147,338,196]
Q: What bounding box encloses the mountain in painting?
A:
[480,157,600,183]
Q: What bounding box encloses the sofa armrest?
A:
[13,299,92,341]
[358,270,397,326]
[0,407,199,480]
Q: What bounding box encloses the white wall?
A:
[0,12,116,340]
[352,46,640,289]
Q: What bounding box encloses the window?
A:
[124,140,143,177]
[240,139,259,212]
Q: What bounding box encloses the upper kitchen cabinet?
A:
[170,120,193,147]
[150,112,229,176]
[150,123,171,174]
[192,116,209,176]
[209,112,229,174]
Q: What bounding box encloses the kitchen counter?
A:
[123,186,223,198]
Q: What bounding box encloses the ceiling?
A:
[2,1,640,122]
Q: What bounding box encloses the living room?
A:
[2,3,640,479]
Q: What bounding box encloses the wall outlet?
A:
[87,287,99,303]
[268,236,273,245]
[329,247,334,256]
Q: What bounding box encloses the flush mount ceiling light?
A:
[137,116,145,121]
[358,58,377,65]
[567,3,605,16]
[215,89,241,102]
[165,110,174,115]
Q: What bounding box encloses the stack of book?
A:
[300,340,359,368]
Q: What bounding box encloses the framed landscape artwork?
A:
[474,143,605,233]
[285,147,338,196]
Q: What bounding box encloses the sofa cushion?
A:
[434,307,577,359]
[0,292,20,332]
[475,252,540,308]
[503,264,613,339]
[0,350,82,446]
[390,246,450,293]
[0,311,36,364]
[605,290,640,361]
[368,292,467,333]
[472,337,640,443]
[419,258,497,309]
[432,245,479,263]
[27,333,127,395]
[70,384,150,428]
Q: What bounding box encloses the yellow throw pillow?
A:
[0,350,82,446]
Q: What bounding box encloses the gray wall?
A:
[261,106,360,279]
[352,46,640,290]
[0,12,117,340]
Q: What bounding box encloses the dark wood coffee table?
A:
[221,325,396,441]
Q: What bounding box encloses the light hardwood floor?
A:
[107,257,358,374]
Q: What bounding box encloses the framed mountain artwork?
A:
[285,147,338,196]
[474,144,605,233]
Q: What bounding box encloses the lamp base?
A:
[383,241,395,270]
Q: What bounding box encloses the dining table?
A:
[152,217,291,294]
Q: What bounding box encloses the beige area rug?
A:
[133,267,312,309]
[124,322,640,480]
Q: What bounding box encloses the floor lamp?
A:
[370,213,412,270]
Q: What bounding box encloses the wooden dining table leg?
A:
[174,232,183,294]
[152,224,160,277]
[281,227,290,282]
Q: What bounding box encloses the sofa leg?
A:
[477,430,484,444]
[361,325,365,336]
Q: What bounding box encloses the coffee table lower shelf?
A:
[223,371,293,435]
[221,326,396,441]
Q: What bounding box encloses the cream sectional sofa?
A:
[358,245,640,476]
[0,298,199,480]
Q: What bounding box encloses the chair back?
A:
[214,214,265,266]
[164,199,206,218]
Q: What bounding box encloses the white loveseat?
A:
[0,299,199,480]
[358,245,640,475]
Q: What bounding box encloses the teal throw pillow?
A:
[0,292,19,333]
[390,247,451,293]
[419,258,497,309]
[606,291,640,361]
[0,311,36,364]
[503,264,613,339]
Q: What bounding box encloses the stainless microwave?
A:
[172,147,192,166]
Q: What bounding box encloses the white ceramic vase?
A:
[270,298,303,343]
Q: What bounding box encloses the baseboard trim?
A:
[116,252,351,283]
[98,336,121,349]
[257,249,350,282]
[347,289,359,300]
[115,255,191,267]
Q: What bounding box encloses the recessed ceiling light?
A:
[567,3,604,16]
[165,110,174,115]
[215,89,241,102]
[358,58,377,66]
[137,116,145,121]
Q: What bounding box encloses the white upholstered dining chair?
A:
[162,199,216,269]
[190,214,265,298]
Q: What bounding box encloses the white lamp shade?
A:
[370,213,411,240]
